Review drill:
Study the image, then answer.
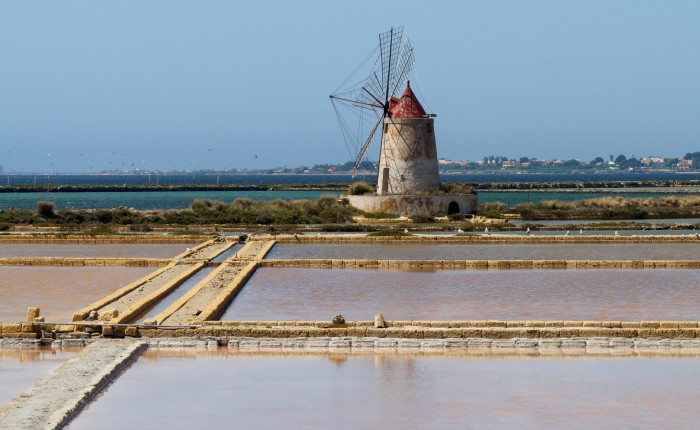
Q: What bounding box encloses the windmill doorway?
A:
[447,201,460,215]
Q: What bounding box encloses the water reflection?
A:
[70,349,700,430]
[222,268,700,321]
[0,347,77,407]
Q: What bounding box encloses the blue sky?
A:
[1,1,699,173]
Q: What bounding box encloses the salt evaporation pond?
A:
[268,243,700,261]
[70,349,700,430]
[0,267,154,322]
[0,348,77,408]
[221,268,700,321]
[0,244,199,258]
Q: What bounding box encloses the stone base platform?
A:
[347,193,477,216]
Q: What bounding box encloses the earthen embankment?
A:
[259,258,700,270]
[268,234,700,244]
[0,234,210,244]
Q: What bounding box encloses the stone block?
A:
[346,327,367,337]
[621,322,640,329]
[2,323,21,334]
[563,321,583,327]
[609,339,634,348]
[124,327,139,337]
[306,340,330,348]
[538,340,562,348]
[491,340,516,348]
[468,339,493,348]
[481,329,513,339]
[21,323,35,333]
[421,340,446,348]
[640,321,660,329]
[659,321,679,329]
[365,328,389,338]
[375,340,398,348]
[397,340,421,348]
[486,320,507,328]
[582,321,603,327]
[560,340,586,348]
[27,307,40,322]
[514,340,538,348]
[678,322,699,328]
[351,339,376,348]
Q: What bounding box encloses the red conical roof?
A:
[388,81,427,118]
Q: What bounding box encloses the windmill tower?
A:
[331,27,476,217]
[377,80,440,195]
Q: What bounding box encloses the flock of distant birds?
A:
[402,227,623,236]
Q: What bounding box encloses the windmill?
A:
[331,27,477,216]
[329,27,416,174]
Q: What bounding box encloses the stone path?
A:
[0,339,146,430]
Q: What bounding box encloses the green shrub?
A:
[36,201,56,218]
[348,182,373,195]
[439,182,475,194]
[410,214,435,223]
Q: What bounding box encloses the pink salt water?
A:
[221,268,700,321]
[268,243,700,260]
[0,348,77,407]
[0,267,154,322]
[0,244,198,258]
[69,349,700,430]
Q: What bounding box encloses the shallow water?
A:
[268,243,700,261]
[0,348,77,407]
[221,268,700,321]
[70,349,700,430]
[0,267,154,322]
[0,244,198,258]
[210,243,242,262]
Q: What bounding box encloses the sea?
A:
[1,172,699,211]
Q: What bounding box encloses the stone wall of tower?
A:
[376,117,440,195]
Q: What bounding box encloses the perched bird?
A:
[457,228,464,234]
[525,227,531,235]
[579,229,583,235]
[484,227,489,233]
[404,228,409,233]
[565,230,570,236]
[614,231,619,237]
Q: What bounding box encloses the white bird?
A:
[565,230,570,236]
[457,228,464,234]
[614,231,619,237]
[484,227,489,233]
[186,247,191,252]
[579,229,583,235]
[525,227,531,235]
[404,228,409,233]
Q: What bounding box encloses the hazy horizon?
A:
[2,1,699,173]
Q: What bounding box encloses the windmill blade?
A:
[379,27,404,94]
[390,39,415,97]
[356,71,385,110]
[354,114,383,171]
